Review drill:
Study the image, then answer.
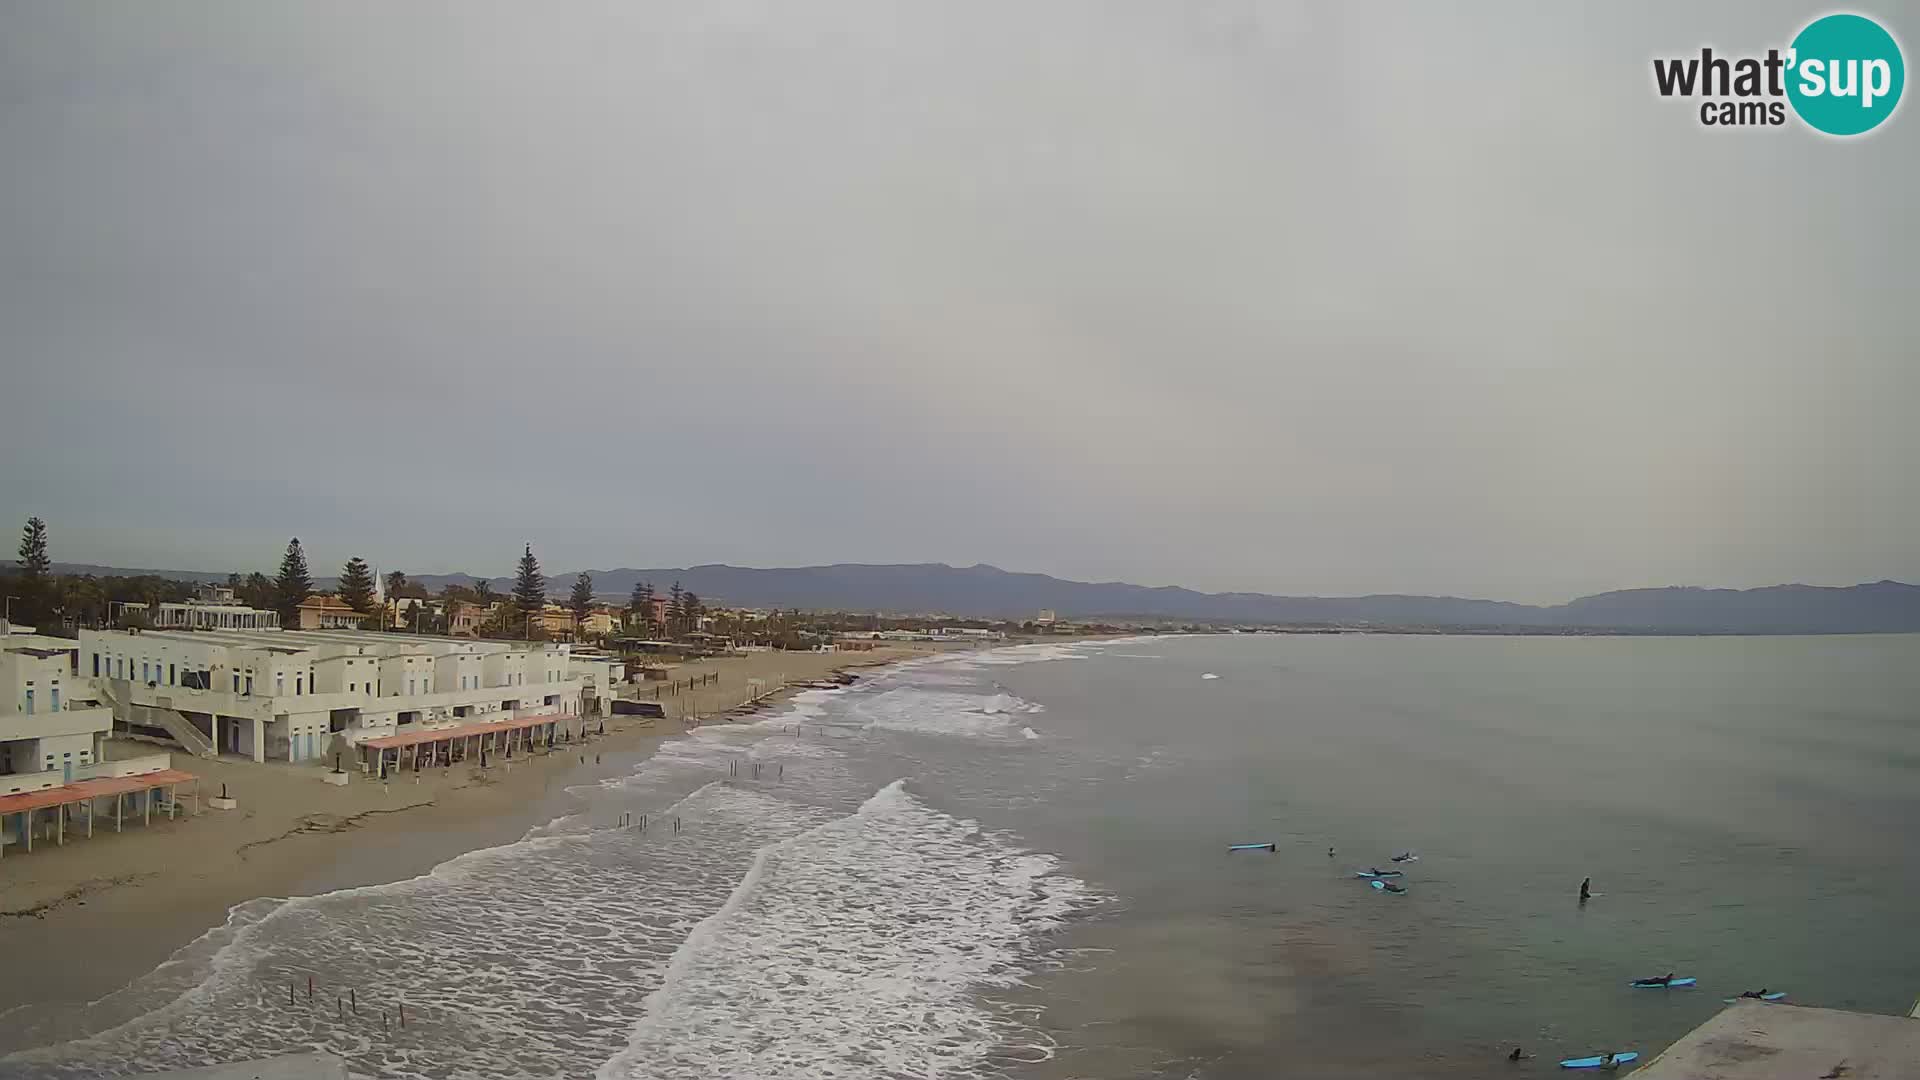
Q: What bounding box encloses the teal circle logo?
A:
[1786,13,1904,135]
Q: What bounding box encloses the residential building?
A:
[528,604,576,638]
[78,626,593,765]
[1035,609,1057,627]
[296,596,367,630]
[580,607,622,638]
[447,601,497,638]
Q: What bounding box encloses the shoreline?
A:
[0,646,929,1022]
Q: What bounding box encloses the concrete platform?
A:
[1635,1001,1920,1079]
[147,1052,349,1079]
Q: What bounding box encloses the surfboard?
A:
[1369,880,1406,893]
[1353,870,1403,878]
[1630,977,1696,988]
[1228,843,1276,852]
[1723,992,1787,1002]
[1559,1052,1638,1069]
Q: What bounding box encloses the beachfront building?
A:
[0,623,203,857]
[1,630,113,789]
[78,626,596,766]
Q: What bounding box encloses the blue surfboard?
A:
[1353,869,1404,878]
[1228,843,1275,852]
[1369,879,1406,894]
[1723,992,1787,1002]
[1560,1052,1638,1069]
[1630,977,1695,988]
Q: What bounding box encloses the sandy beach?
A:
[0,645,926,1017]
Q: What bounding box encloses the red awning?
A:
[360,713,560,751]
[0,769,199,816]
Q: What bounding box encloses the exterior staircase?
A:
[100,678,218,759]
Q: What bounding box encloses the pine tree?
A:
[667,581,686,636]
[274,539,314,623]
[512,544,545,614]
[338,557,377,614]
[14,517,51,623]
[683,590,703,631]
[569,571,595,624]
[628,580,655,635]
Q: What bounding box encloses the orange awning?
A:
[360,713,560,751]
[0,769,199,816]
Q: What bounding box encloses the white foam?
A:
[1021,727,1041,740]
[595,781,1090,1080]
[1201,672,1220,680]
[853,688,1045,740]
[2,785,834,1080]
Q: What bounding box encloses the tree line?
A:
[3,517,710,644]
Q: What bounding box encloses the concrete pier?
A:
[1635,1001,1920,1079]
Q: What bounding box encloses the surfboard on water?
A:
[1559,1052,1638,1069]
[1390,852,1419,862]
[1723,992,1788,1002]
[1353,869,1403,878]
[1369,880,1406,893]
[1630,977,1696,988]
[1228,843,1276,852]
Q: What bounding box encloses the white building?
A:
[79,626,598,765]
[1,628,113,792]
[150,601,281,631]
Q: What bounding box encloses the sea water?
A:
[3,633,1916,1078]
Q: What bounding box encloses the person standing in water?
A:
[1580,877,1592,902]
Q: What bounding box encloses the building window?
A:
[92,653,100,677]
[233,673,241,693]
[24,689,33,715]
[51,688,59,710]
[276,672,285,695]
[169,663,176,685]
[349,683,356,693]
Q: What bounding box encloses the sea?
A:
[2,632,1917,1078]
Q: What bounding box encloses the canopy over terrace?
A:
[356,712,567,774]
[0,769,201,858]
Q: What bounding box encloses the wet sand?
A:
[0,646,924,1016]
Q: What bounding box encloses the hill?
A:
[13,560,1918,633]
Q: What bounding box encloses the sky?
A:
[2,1,1915,604]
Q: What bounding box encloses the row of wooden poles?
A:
[292,975,410,1033]
[650,672,720,699]
[615,812,683,833]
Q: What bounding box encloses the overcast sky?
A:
[2,2,1914,603]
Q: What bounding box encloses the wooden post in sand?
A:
[307,975,314,1001]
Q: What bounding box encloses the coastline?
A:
[0,645,927,1021]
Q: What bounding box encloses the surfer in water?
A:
[1327,845,1335,858]
[1636,972,1676,987]
[1507,1047,1531,1061]
[1738,988,1771,999]
[1580,877,1592,902]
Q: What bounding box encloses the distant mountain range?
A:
[15,559,1919,634]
